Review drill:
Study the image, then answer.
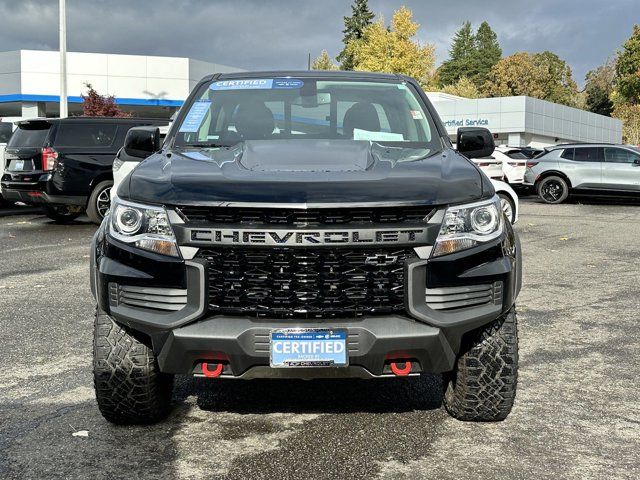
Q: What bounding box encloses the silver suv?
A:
[524,144,640,203]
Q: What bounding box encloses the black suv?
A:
[90,71,522,424]
[1,117,167,223]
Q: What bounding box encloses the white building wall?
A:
[19,50,193,101]
[9,50,243,103]
[0,51,21,95]
[188,58,241,91]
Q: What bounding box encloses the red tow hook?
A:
[390,361,412,376]
[201,362,224,378]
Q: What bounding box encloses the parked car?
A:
[472,156,504,180]
[1,117,167,223]
[90,71,521,425]
[492,178,519,224]
[111,124,171,203]
[493,147,527,184]
[524,143,640,204]
[508,146,544,159]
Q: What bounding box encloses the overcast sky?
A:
[0,0,636,85]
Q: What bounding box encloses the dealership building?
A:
[426,92,622,147]
[0,49,243,118]
[0,50,623,148]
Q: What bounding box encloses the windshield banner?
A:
[210,78,304,91]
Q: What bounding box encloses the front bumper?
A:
[91,220,521,378]
[158,314,454,377]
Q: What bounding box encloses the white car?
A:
[491,178,519,224]
[494,147,527,184]
[473,156,504,181]
[111,124,170,202]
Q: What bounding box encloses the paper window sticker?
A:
[179,100,211,133]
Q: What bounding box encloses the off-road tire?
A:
[86,180,113,224]
[43,205,82,224]
[93,308,174,424]
[537,175,569,204]
[443,308,518,421]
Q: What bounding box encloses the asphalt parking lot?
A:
[0,198,639,480]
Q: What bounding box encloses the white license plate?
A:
[270,329,348,368]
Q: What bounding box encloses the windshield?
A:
[7,124,50,148]
[173,77,441,151]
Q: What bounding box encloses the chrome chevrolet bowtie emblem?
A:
[365,254,399,266]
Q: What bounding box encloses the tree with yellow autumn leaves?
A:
[345,6,436,88]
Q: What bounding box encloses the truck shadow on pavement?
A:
[165,375,449,479]
[174,374,445,415]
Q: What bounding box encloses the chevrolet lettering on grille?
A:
[188,228,429,246]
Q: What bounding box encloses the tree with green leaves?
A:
[473,21,502,87]
[311,50,338,71]
[612,103,640,144]
[584,59,616,116]
[614,24,640,104]
[535,51,580,106]
[483,51,580,107]
[438,21,475,87]
[336,0,375,70]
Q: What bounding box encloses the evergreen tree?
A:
[438,22,475,86]
[473,22,502,87]
[615,25,640,104]
[439,21,502,89]
[337,0,375,70]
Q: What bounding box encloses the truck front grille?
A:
[176,206,433,226]
[197,247,416,318]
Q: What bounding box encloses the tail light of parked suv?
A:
[42,147,58,171]
[526,161,539,168]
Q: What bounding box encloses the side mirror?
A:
[633,158,640,166]
[123,127,160,159]
[457,127,495,159]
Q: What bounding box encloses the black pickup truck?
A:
[90,71,522,424]
[1,117,167,223]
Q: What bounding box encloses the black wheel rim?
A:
[540,180,564,202]
[96,187,111,218]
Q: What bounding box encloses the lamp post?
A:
[59,0,68,118]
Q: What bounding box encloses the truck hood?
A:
[125,140,487,206]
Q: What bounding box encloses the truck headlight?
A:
[432,196,503,257]
[109,196,179,257]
